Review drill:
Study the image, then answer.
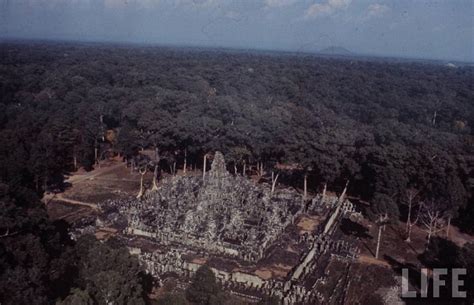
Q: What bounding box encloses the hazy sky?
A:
[1,0,472,61]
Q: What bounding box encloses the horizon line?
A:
[1,36,472,65]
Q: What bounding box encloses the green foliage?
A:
[58,288,94,305]
[368,192,400,222]
[1,43,472,216]
[0,183,75,305]
[420,237,474,302]
[73,235,148,305]
[0,183,149,305]
[186,265,221,305]
[456,197,474,234]
[157,293,190,305]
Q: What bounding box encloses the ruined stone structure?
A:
[96,152,361,304]
[103,152,303,262]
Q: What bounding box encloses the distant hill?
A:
[319,46,353,56]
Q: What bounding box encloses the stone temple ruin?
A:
[95,152,362,304]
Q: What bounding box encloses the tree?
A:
[73,235,148,305]
[157,293,190,305]
[271,170,280,194]
[402,187,421,242]
[89,271,145,305]
[0,183,76,305]
[136,166,147,199]
[59,289,94,305]
[419,201,447,246]
[368,193,399,259]
[227,146,251,176]
[368,193,400,221]
[420,237,474,302]
[374,214,390,259]
[186,265,221,305]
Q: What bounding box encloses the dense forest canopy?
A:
[0,41,473,304]
[1,42,472,215]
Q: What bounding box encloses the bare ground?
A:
[45,160,141,221]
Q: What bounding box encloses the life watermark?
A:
[402,268,467,298]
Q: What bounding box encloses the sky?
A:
[0,0,472,62]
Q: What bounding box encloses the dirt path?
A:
[45,193,98,210]
[66,162,126,184]
[357,254,391,267]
